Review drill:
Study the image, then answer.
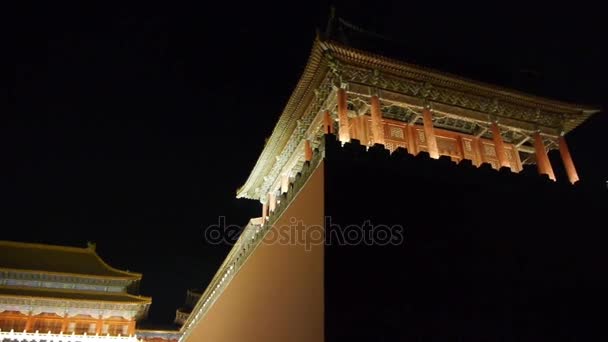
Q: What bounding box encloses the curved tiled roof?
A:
[321,39,599,122]
[236,38,327,200]
[0,240,141,279]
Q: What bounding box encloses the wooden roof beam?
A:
[475,126,489,137]
[516,135,531,148]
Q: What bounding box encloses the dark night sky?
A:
[7,1,607,325]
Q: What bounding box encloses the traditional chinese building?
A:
[234,36,597,208]
[173,289,201,327]
[0,240,151,342]
[179,23,604,341]
[129,287,200,342]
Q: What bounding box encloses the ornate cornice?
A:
[236,37,331,200]
[321,39,599,126]
[0,268,139,282]
[255,73,334,201]
[0,295,149,309]
[0,297,149,320]
[0,285,150,317]
[1,270,133,288]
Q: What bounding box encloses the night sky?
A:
[8,1,607,326]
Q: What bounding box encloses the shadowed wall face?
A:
[185,163,325,342]
[323,140,607,341]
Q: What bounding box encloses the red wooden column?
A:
[95,315,103,334]
[60,315,68,333]
[455,135,465,162]
[25,313,33,332]
[406,124,417,155]
[472,137,484,166]
[128,321,136,336]
[337,88,350,143]
[304,140,313,162]
[370,95,385,145]
[354,116,369,145]
[261,202,268,221]
[323,110,333,134]
[422,107,439,159]
[533,131,556,181]
[558,133,580,184]
[268,192,276,213]
[351,117,361,142]
[280,174,289,193]
[490,121,509,169]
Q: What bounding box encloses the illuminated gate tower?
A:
[239,36,597,216]
[0,241,150,342]
[180,33,601,341]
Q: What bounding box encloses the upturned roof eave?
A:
[0,240,143,280]
[236,36,327,200]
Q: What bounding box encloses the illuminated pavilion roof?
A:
[0,240,141,279]
[236,34,600,200]
[0,240,151,320]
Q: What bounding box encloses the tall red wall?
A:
[185,162,325,342]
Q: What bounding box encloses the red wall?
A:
[185,162,325,342]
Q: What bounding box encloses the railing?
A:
[0,329,140,342]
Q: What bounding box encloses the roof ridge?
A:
[90,249,142,279]
[0,240,141,279]
[0,267,139,280]
[0,240,91,253]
